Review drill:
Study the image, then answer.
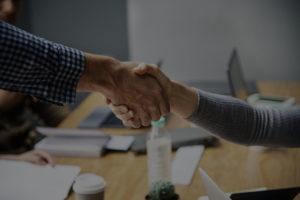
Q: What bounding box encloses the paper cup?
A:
[73,173,106,200]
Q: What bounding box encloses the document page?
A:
[0,160,80,200]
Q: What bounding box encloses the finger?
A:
[122,119,130,127]
[122,119,133,127]
[134,64,151,75]
[160,100,170,116]
[28,156,41,165]
[149,86,169,117]
[33,156,47,166]
[130,116,141,128]
[35,150,55,167]
[120,110,134,121]
[139,109,151,127]
[38,158,48,166]
[158,93,170,116]
[35,152,54,167]
[109,104,129,115]
[127,119,139,127]
[136,64,169,89]
[134,64,159,77]
[148,104,161,122]
[133,63,147,74]
[105,98,112,105]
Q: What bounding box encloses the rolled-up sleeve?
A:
[0,21,85,104]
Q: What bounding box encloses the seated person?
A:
[0,0,64,166]
[0,89,69,155]
[108,64,300,147]
[0,90,60,166]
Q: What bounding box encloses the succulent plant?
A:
[148,181,175,200]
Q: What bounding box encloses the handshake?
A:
[78,53,198,128]
[106,62,171,128]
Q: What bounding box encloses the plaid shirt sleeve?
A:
[0,21,85,105]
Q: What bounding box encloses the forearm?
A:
[77,53,119,96]
[187,89,300,147]
[0,22,125,104]
[168,81,198,118]
[0,154,18,161]
[0,21,84,104]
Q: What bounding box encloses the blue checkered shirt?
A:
[0,21,85,104]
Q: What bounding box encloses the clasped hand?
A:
[107,63,174,128]
[105,62,171,128]
[78,54,170,128]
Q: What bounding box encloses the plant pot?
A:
[145,194,180,200]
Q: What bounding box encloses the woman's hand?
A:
[0,150,55,167]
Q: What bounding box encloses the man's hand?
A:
[77,53,170,128]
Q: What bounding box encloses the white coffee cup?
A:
[73,173,106,200]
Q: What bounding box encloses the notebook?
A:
[35,127,110,157]
[0,160,80,200]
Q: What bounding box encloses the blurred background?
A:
[17,0,300,107]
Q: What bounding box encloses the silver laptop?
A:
[227,49,295,108]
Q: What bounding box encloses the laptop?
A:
[78,107,127,128]
[198,168,300,200]
[227,49,295,108]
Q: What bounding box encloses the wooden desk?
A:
[56,81,300,200]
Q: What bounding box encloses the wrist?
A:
[168,80,180,109]
[78,53,120,96]
[169,81,198,118]
[0,154,18,161]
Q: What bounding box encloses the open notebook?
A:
[198,168,300,200]
[0,160,80,200]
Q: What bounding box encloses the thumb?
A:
[133,63,159,77]
[134,63,168,86]
[105,97,112,105]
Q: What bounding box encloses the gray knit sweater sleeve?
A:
[186,89,300,147]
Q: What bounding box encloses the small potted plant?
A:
[145,181,180,200]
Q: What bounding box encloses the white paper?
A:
[198,168,231,200]
[106,136,135,151]
[0,160,80,200]
[35,127,110,157]
[172,145,204,185]
[35,136,109,157]
[36,127,107,137]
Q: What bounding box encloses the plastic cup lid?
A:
[73,173,106,195]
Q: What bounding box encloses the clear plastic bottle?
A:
[146,117,172,187]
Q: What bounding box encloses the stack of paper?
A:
[0,160,80,200]
[172,145,204,185]
[106,136,135,151]
[35,127,110,157]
